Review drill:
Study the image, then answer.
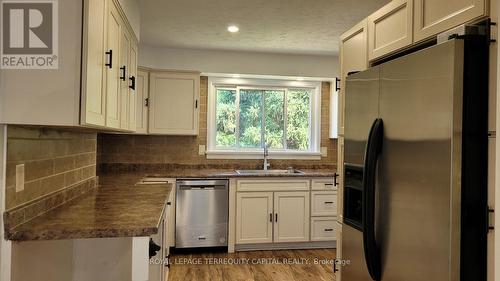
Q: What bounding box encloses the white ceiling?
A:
[139,0,389,56]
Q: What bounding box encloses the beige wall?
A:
[98,77,337,169]
[5,126,97,210]
[139,45,339,78]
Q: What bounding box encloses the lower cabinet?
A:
[311,217,337,242]
[236,191,310,244]
[236,192,274,244]
[273,192,310,243]
[235,178,338,248]
[335,221,343,281]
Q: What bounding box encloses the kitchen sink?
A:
[235,169,304,175]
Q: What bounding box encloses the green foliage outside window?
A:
[215,87,311,150]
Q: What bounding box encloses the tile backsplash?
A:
[5,126,97,210]
[98,77,337,169]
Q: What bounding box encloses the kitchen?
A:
[0,0,498,281]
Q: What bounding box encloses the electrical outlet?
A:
[199,145,206,155]
[321,147,328,157]
[16,164,25,192]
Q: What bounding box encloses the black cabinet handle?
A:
[275,213,278,222]
[105,50,113,68]
[167,202,171,206]
[334,173,339,186]
[333,261,339,273]
[120,66,126,81]
[325,201,334,204]
[269,213,273,222]
[129,76,136,90]
[144,98,150,107]
[324,228,334,232]
[335,77,341,91]
[487,207,494,232]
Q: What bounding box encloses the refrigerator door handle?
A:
[362,118,384,281]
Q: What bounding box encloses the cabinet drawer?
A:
[311,179,336,191]
[237,179,310,192]
[311,191,337,216]
[311,217,337,241]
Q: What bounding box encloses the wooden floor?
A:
[168,249,336,281]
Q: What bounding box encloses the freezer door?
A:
[342,224,373,281]
[343,66,380,280]
[377,40,464,281]
[344,67,380,167]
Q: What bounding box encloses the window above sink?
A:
[206,76,322,160]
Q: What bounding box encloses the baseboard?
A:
[235,241,336,251]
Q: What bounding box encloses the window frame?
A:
[207,76,322,160]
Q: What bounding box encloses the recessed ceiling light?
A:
[227,25,239,33]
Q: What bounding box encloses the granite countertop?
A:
[122,168,337,179]
[6,167,335,241]
[6,174,171,241]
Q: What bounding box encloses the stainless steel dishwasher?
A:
[175,179,228,248]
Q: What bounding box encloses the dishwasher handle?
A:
[178,185,227,190]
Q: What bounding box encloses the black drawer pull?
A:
[324,201,334,204]
[105,50,113,68]
[129,76,136,90]
[324,183,334,186]
[334,173,339,186]
[275,213,278,222]
[120,66,126,81]
[324,228,334,232]
[270,213,273,222]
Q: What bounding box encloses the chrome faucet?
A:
[263,143,270,171]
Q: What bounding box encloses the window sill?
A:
[205,150,322,160]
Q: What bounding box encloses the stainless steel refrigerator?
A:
[342,35,489,281]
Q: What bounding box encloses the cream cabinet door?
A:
[128,41,138,131]
[119,28,131,130]
[81,0,107,127]
[414,0,486,42]
[149,72,200,135]
[339,19,368,136]
[236,192,274,244]
[105,0,122,129]
[310,217,337,242]
[368,0,413,61]
[273,192,310,243]
[135,69,149,134]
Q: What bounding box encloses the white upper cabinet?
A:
[105,0,123,129]
[128,42,138,131]
[339,20,369,136]
[368,0,413,61]
[135,69,149,134]
[81,0,107,127]
[119,24,131,130]
[149,72,200,135]
[414,0,487,42]
[0,0,138,130]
